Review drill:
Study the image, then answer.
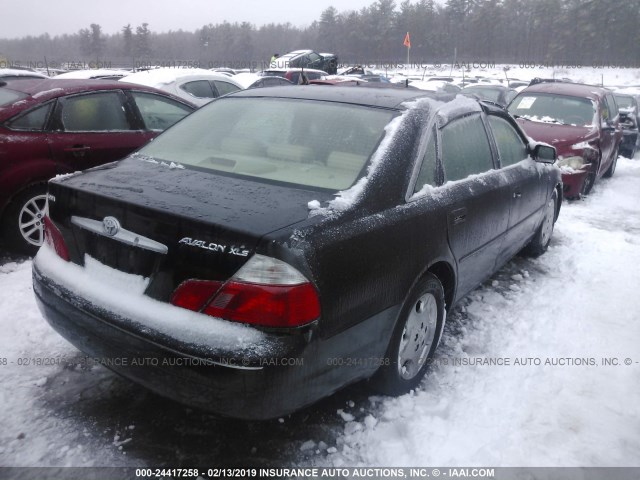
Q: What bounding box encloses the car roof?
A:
[522,81,607,100]
[0,78,195,119]
[53,69,131,79]
[262,68,327,75]
[463,84,508,90]
[0,68,48,79]
[120,68,242,88]
[226,84,456,110]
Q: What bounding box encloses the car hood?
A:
[516,118,597,155]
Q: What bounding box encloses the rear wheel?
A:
[524,190,557,257]
[371,273,445,395]
[2,184,48,256]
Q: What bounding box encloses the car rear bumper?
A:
[561,170,589,198]
[33,248,397,419]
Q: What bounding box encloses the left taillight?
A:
[43,215,69,261]
[171,255,321,328]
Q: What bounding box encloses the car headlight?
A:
[557,155,585,170]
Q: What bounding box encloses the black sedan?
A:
[33,86,561,419]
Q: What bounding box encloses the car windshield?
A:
[614,95,634,109]
[138,97,396,190]
[508,93,595,127]
[0,87,28,107]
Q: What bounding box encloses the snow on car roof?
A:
[53,69,131,79]
[120,68,237,88]
[0,68,47,79]
[232,72,262,89]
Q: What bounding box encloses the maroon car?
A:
[508,82,622,198]
[0,78,195,253]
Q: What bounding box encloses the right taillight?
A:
[43,215,69,261]
[171,255,320,328]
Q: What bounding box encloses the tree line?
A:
[2,0,640,69]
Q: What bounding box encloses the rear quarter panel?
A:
[0,128,56,214]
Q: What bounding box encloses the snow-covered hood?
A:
[516,118,597,156]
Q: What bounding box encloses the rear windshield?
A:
[463,86,502,102]
[0,88,28,107]
[508,93,595,127]
[614,95,634,109]
[138,97,396,190]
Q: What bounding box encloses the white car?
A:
[120,68,242,107]
[409,80,461,94]
[53,69,132,80]
[232,72,293,89]
[0,68,48,80]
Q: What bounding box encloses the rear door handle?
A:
[513,190,522,199]
[64,145,91,158]
[449,207,467,225]
[64,145,91,152]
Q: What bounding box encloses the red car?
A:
[0,78,196,253]
[508,81,622,198]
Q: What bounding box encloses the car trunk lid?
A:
[47,157,330,302]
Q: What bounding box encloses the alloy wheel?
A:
[18,194,48,246]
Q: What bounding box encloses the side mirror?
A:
[533,144,557,163]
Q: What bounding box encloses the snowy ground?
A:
[1,157,639,469]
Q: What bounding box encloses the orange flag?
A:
[403,32,411,48]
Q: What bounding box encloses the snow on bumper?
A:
[32,245,300,367]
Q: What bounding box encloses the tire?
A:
[524,190,557,257]
[2,184,48,256]
[581,170,596,196]
[603,148,618,178]
[370,273,445,395]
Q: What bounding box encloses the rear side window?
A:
[441,114,494,182]
[213,80,240,96]
[488,116,528,167]
[605,94,619,118]
[181,80,215,99]
[0,88,28,106]
[60,92,131,132]
[8,102,53,131]
[414,129,438,193]
[131,92,192,131]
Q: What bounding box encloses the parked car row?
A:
[508,80,622,198]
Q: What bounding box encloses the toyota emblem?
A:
[102,217,120,237]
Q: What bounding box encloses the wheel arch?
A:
[0,179,50,222]
[554,183,563,221]
[425,260,456,310]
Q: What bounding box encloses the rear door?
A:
[437,113,512,297]
[127,91,194,132]
[47,90,148,173]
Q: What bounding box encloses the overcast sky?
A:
[2,0,380,39]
